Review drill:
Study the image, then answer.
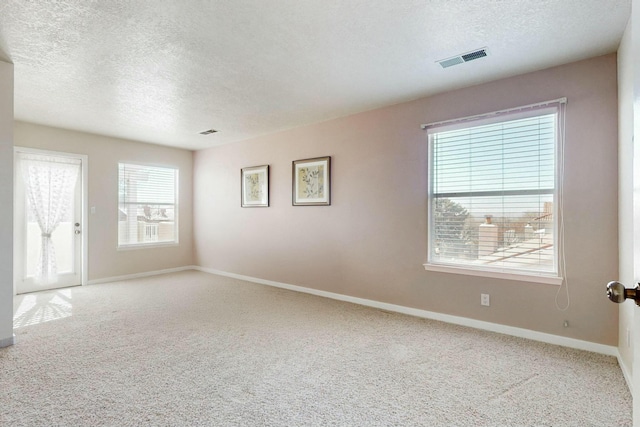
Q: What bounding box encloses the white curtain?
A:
[20,154,80,285]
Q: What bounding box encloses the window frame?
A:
[423,100,565,285]
[117,162,179,250]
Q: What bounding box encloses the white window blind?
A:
[118,163,178,247]
[426,101,564,277]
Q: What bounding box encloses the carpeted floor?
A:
[0,270,632,426]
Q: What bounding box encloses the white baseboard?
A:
[0,334,15,348]
[195,266,619,357]
[86,266,197,285]
[618,354,634,396]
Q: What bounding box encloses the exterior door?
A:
[14,149,84,294]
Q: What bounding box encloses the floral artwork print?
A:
[241,165,269,207]
[292,157,330,206]
[245,172,264,202]
[298,165,324,199]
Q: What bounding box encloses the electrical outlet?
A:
[481,293,490,306]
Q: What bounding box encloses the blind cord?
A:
[555,102,570,311]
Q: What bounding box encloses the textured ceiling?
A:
[0,1,631,150]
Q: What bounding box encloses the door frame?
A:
[13,146,88,294]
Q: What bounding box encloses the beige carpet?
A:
[1,270,632,426]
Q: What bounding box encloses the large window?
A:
[118,163,178,248]
[425,100,565,281]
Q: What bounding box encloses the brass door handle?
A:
[606,281,640,306]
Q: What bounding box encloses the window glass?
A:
[428,106,561,277]
[118,163,178,247]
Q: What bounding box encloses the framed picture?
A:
[292,156,331,206]
[241,165,269,207]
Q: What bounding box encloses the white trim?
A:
[617,352,634,396]
[194,267,616,357]
[76,151,89,287]
[0,334,15,348]
[117,242,180,251]
[423,263,563,286]
[86,266,195,285]
[82,154,89,287]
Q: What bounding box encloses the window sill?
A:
[118,242,179,251]
[423,263,563,286]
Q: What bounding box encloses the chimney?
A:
[478,215,498,257]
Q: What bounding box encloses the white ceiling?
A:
[0,1,631,151]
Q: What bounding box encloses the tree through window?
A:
[425,100,565,278]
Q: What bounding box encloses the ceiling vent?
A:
[437,48,488,69]
[199,129,218,135]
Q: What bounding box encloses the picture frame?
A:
[292,156,331,206]
[241,165,269,207]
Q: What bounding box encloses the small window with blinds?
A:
[426,101,564,279]
[118,163,179,248]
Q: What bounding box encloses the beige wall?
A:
[0,62,13,344]
[14,122,194,282]
[618,16,634,379]
[194,54,620,345]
